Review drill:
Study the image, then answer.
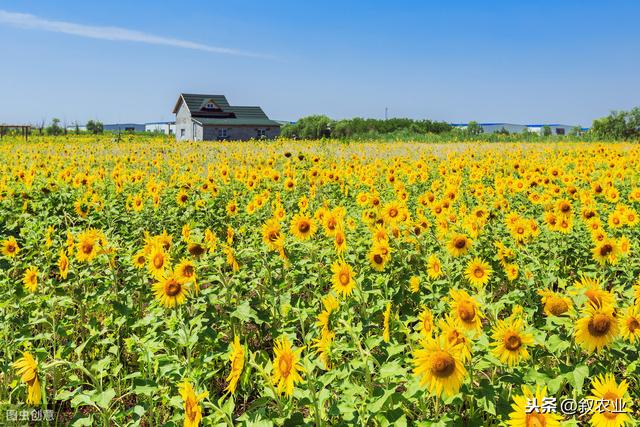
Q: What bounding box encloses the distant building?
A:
[66,124,88,132]
[173,93,280,141]
[525,124,580,136]
[451,122,583,135]
[145,121,176,135]
[104,123,145,132]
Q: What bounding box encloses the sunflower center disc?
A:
[588,313,611,337]
[458,302,476,322]
[504,333,522,351]
[430,351,455,378]
[165,281,182,297]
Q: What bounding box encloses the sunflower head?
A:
[449,289,484,336]
[272,336,304,396]
[588,373,632,427]
[290,213,317,240]
[464,257,493,288]
[331,260,356,298]
[491,317,534,367]
[508,385,563,427]
[575,303,619,353]
[412,334,467,399]
[152,273,189,308]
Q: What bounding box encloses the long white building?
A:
[145,121,176,135]
[451,122,585,135]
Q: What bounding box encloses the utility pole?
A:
[385,107,388,121]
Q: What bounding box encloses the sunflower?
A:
[23,267,38,293]
[175,259,196,283]
[331,260,356,298]
[617,236,631,256]
[176,189,188,206]
[412,334,467,399]
[1,236,20,257]
[438,315,473,362]
[152,273,189,308]
[491,317,534,367]
[426,254,444,279]
[447,233,472,257]
[416,307,434,337]
[179,380,208,427]
[383,302,392,342]
[620,305,640,344]
[258,217,278,245]
[536,289,573,317]
[225,336,244,394]
[587,373,632,427]
[187,242,206,257]
[156,229,173,251]
[507,385,562,427]
[223,245,240,272]
[181,223,191,243]
[272,336,304,396]
[449,289,484,336]
[316,293,340,333]
[13,352,41,405]
[574,276,616,308]
[464,257,492,288]
[148,246,168,279]
[382,200,404,224]
[555,198,573,217]
[575,304,619,353]
[368,241,390,271]
[75,229,100,263]
[333,227,347,254]
[409,276,420,293]
[592,238,620,265]
[290,213,317,240]
[322,209,342,236]
[58,251,69,279]
[313,329,335,370]
[504,263,519,281]
[132,250,146,269]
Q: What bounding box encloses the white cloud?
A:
[0,9,270,58]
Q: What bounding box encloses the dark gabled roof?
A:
[173,94,230,114]
[193,117,280,126]
[173,93,280,127]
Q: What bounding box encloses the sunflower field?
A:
[1,136,639,426]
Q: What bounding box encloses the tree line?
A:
[281,108,640,141]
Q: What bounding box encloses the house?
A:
[173,93,280,141]
[145,121,176,135]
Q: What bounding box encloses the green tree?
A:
[541,125,552,136]
[281,115,334,139]
[86,120,104,135]
[466,121,483,135]
[569,126,582,136]
[46,118,63,136]
[590,108,640,140]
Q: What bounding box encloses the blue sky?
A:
[0,0,639,126]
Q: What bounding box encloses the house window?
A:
[180,129,185,138]
[218,128,228,139]
[206,103,215,109]
[257,129,267,138]
[555,128,565,135]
